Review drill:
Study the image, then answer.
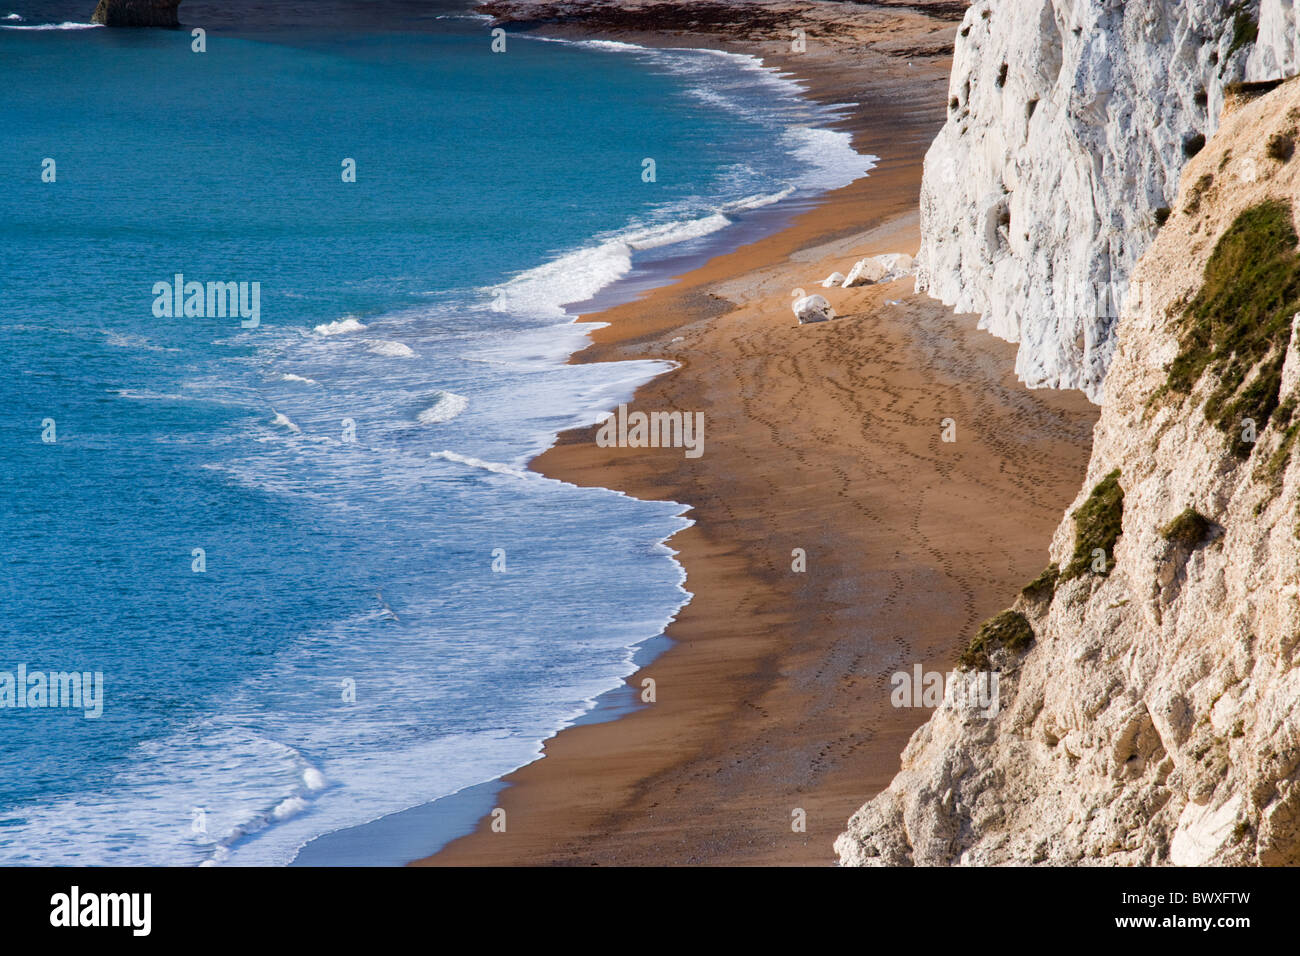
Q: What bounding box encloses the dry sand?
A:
[418,0,1098,866]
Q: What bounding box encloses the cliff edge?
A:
[917,0,1300,401]
[839,76,1300,865]
[91,0,181,27]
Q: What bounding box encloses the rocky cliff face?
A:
[916,0,1300,402]
[839,77,1300,866]
[91,0,181,27]
[1252,0,1300,78]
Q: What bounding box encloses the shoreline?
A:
[291,21,872,866]
[418,1,1099,866]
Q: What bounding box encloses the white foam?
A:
[272,796,309,821]
[302,768,327,791]
[535,33,876,200]
[101,329,179,353]
[785,126,878,192]
[535,36,812,118]
[279,373,319,385]
[313,316,366,336]
[485,36,875,323]
[564,38,642,52]
[623,212,733,250]
[114,388,248,408]
[724,187,797,211]
[431,450,531,479]
[271,412,301,433]
[417,392,469,425]
[366,340,416,358]
[1,21,102,29]
[493,241,631,320]
[493,211,736,319]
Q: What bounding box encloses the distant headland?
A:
[91,0,181,27]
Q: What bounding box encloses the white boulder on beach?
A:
[842,253,914,288]
[792,294,835,324]
[821,271,846,288]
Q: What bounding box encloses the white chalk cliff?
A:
[917,0,1300,401]
[838,70,1300,866]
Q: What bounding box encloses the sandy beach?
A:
[419,0,1099,866]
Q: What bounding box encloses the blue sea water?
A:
[0,4,872,864]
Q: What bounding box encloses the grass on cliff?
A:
[1225,78,1289,102]
[1161,508,1213,548]
[1061,469,1124,581]
[1020,564,1060,605]
[1184,173,1214,215]
[958,610,1035,671]
[1228,2,1259,60]
[1268,132,1296,163]
[1257,396,1299,485]
[1164,200,1300,459]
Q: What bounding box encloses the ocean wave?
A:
[271,411,301,433]
[484,35,872,322]
[100,329,180,353]
[491,211,735,319]
[201,766,328,866]
[542,37,810,114]
[1,21,102,29]
[114,389,192,402]
[533,34,875,198]
[114,388,251,408]
[623,212,733,250]
[278,372,319,385]
[562,38,641,52]
[417,392,469,425]
[313,316,366,336]
[272,796,309,821]
[431,450,530,479]
[785,126,878,192]
[723,187,797,211]
[492,240,631,320]
[366,340,416,358]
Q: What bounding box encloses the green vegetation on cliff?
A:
[1260,396,1299,484]
[1020,564,1060,605]
[1161,508,1213,548]
[1229,2,1259,59]
[1062,469,1124,580]
[1165,200,1300,459]
[958,610,1034,671]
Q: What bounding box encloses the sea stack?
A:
[91,0,181,27]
